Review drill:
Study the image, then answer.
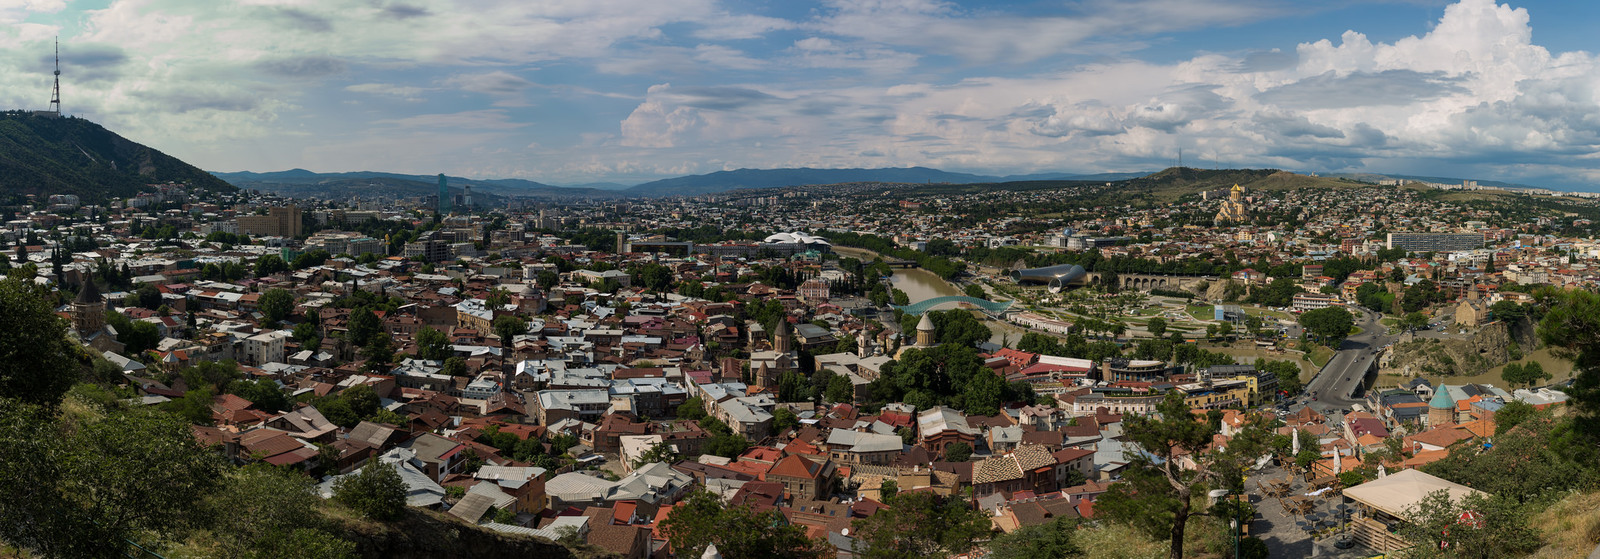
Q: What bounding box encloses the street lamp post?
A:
[1231,489,1242,559]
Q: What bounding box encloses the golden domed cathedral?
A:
[1215,184,1250,223]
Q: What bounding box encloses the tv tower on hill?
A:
[48,37,61,115]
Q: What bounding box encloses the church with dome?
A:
[1214,184,1250,223]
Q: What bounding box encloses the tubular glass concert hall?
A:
[1010,264,1088,292]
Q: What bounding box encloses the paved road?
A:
[1306,307,1397,416]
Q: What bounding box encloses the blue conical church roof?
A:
[1428,388,1455,409]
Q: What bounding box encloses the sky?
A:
[6,0,1600,189]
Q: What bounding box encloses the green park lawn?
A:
[1307,346,1335,368]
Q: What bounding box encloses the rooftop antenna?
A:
[49,36,61,114]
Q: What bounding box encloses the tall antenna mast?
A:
[49,37,61,114]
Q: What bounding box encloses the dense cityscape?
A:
[0,165,1597,559]
[7,0,1600,558]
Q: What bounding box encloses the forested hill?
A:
[0,112,235,203]
[1116,167,1379,202]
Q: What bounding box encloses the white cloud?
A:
[598,0,1600,185]
[9,0,1600,187]
[345,82,428,102]
[0,0,66,24]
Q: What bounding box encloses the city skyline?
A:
[7,0,1600,189]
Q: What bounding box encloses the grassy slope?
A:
[1377,347,1577,388]
[1531,490,1600,558]
[1113,167,1377,203]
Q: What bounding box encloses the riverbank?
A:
[832,245,1030,345]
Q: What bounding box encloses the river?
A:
[832,245,1031,346]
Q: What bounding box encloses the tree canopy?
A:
[1298,307,1354,347]
[0,276,80,405]
[660,490,828,559]
[851,490,993,559]
[331,460,408,521]
[258,288,295,324]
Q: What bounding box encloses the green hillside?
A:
[0,112,234,203]
[1120,167,1379,202]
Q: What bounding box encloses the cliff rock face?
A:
[1203,280,1231,301]
[336,508,614,559]
[1380,320,1535,377]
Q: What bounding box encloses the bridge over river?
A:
[892,296,1014,315]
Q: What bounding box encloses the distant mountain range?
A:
[0,112,235,202]
[209,169,621,199]
[211,166,1153,199]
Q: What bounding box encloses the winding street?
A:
[1304,307,1397,416]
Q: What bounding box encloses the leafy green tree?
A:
[963,283,986,299]
[677,397,707,420]
[0,278,80,405]
[342,384,381,419]
[440,356,468,377]
[346,308,381,348]
[1295,448,1322,471]
[827,373,856,403]
[1401,311,1429,332]
[492,314,528,344]
[107,313,161,354]
[291,250,331,270]
[293,321,320,349]
[1493,400,1537,436]
[360,332,395,373]
[1147,316,1168,338]
[852,490,993,559]
[415,326,452,361]
[1254,358,1302,396]
[1113,392,1272,559]
[1501,361,1549,388]
[1397,491,1541,558]
[317,396,358,428]
[1537,289,1600,440]
[944,441,972,462]
[1298,307,1354,347]
[631,441,682,469]
[1490,300,1526,322]
[660,490,829,559]
[879,479,899,500]
[332,460,408,521]
[254,254,289,277]
[258,288,295,324]
[704,433,750,458]
[164,387,217,425]
[772,407,799,432]
[0,403,226,557]
[134,283,162,309]
[182,359,244,393]
[988,516,1082,559]
[229,378,288,413]
[1423,414,1597,506]
[206,465,356,559]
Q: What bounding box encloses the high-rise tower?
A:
[462,183,472,211]
[437,174,450,214]
[49,37,61,114]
